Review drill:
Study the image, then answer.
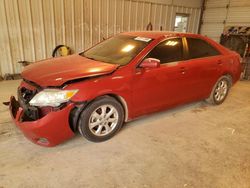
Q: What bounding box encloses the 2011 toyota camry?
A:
[8,32,241,147]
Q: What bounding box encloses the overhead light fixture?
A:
[165,41,178,46]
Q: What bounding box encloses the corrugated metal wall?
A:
[0,0,201,77]
[201,0,250,42]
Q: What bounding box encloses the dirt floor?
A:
[0,80,250,188]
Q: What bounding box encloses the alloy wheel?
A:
[88,105,119,136]
[214,80,228,102]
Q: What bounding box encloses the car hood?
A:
[21,54,119,87]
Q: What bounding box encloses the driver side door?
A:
[132,37,189,117]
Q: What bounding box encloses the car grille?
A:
[19,87,36,103]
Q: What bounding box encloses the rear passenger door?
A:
[184,37,223,100]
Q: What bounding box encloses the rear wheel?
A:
[206,76,231,105]
[78,96,124,142]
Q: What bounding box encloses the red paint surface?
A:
[9,96,75,147]
[10,32,241,146]
[21,54,119,87]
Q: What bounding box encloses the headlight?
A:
[29,89,78,107]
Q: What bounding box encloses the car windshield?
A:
[80,35,152,65]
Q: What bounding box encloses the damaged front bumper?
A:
[9,96,75,147]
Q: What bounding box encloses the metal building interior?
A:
[0,0,250,187]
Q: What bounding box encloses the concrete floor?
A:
[0,80,250,188]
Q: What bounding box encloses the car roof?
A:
[120,31,201,39]
[120,31,232,55]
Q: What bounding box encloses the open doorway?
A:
[174,14,189,33]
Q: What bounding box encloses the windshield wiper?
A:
[86,56,96,61]
[80,52,97,61]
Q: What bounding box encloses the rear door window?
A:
[186,38,220,59]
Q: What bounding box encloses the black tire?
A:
[206,76,231,105]
[78,96,124,142]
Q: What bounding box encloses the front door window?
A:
[146,38,184,64]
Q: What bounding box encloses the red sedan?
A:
[9,32,241,146]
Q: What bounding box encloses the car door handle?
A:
[217,60,223,65]
[180,67,186,74]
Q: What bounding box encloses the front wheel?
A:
[206,76,231,105]
[78,96,124,142]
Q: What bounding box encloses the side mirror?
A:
[140,58,160,68]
